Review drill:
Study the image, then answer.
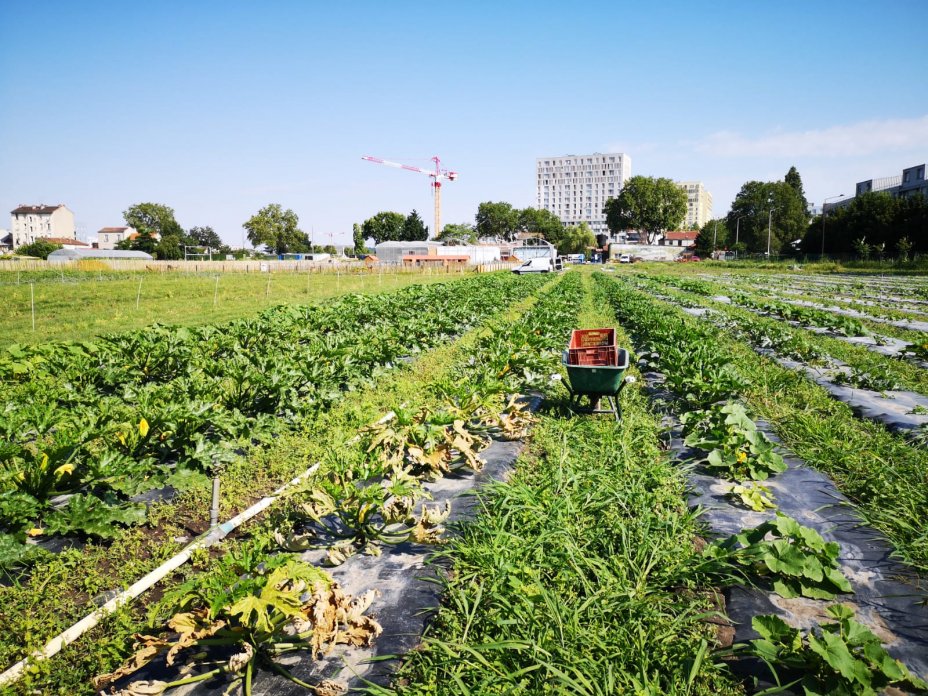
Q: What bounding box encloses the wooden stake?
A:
[213,275,219,307]
[30,283,35,332]
[136,277,142,309]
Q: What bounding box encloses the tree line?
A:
[691,166,928,259]
[355,202,597,255]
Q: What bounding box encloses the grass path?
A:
[391,272,742,695]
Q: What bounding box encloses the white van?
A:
[512,258,552,274]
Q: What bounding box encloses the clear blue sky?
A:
[2,1,926,245]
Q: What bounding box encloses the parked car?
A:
[619,254,632,264]
[512,258,552,274]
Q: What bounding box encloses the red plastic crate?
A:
[566,328,617,366]
[568,345,618,366]
[568,328,616,349]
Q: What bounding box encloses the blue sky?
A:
[2,1,926,245]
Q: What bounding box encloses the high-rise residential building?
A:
[677,182,713,229]
[536,153,631,237]
[10,204,76,248]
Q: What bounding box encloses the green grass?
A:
[391,274,741,695]
[0,269,468,347]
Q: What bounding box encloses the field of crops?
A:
[1,267,926,695]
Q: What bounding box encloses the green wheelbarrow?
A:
[562,330,632,422]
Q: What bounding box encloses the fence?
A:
[0,258,519,274]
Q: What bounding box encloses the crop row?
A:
[74,273,586,693]
[596,272,928,570]
[593,272,928,693]
[628,273,928,395]
[0,273,547,570]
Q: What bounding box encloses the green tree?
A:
[784,166,809,214]
[188,225,224,250]
[123,202,184,239]
[361,211,405,244]
[897,235,913,262]
[15,239,61,259]
[693,218,731,255]
[401,209,429,241]
[155,235,184,260]
[726,180,808,255]
[603,176,687,244]
[117,230,159,254]
[557,222,596,254]
[436,223,477,244]
[518,207,565,247]
[475,201,520,241]
[352,223,367,256]
[322,244,338,255]
[853,237,871,260]
[243,204,311,255]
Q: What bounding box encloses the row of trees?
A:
[691,166,928,259]
[354,202,597,255]
[691,167,811,256]
[800,192,928,256]
[117,203,233,259]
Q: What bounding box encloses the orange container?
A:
[567,328,617,366]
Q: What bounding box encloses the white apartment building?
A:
[96,226,137,249]
[677,182,713,229]
[10,204,76,248]
[536,153,631,237]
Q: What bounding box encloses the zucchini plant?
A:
[737,605,928,695]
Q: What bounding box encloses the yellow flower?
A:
[736,451,748,464]
[16,471,25,482]
[26,528,44,537]
[118,432,127,446]
[139,418,150,438]
[55,463,74,478]
[39,453,49,470]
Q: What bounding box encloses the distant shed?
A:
[47,248,154,262]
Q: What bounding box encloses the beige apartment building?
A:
[536,152,631,237]
[10,204,76,248]
[96,226,137,249]
[677,182,712,229]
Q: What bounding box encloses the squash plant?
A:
[737,605,928,695]
[703,513,852,600]
[95,540,379,695]
[681,402,787,481]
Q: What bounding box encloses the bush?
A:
[15,240,62,259]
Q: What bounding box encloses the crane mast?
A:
[362,155,458,237]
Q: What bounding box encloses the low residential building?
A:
[10,204,76,248]
[97,226,137,249]
[0,229,10,251]
[677,182,713,229]
[660,231,699,247]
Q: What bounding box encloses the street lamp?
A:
[821,194,845,258]
[735,215,746,259]
[767,208,776,258]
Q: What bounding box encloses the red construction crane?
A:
[362,155,458,237]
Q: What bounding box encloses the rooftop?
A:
[11,204,67,215]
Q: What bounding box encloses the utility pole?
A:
[767,209,775,257]
[821,194,844,258]
[735,215,745,260]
